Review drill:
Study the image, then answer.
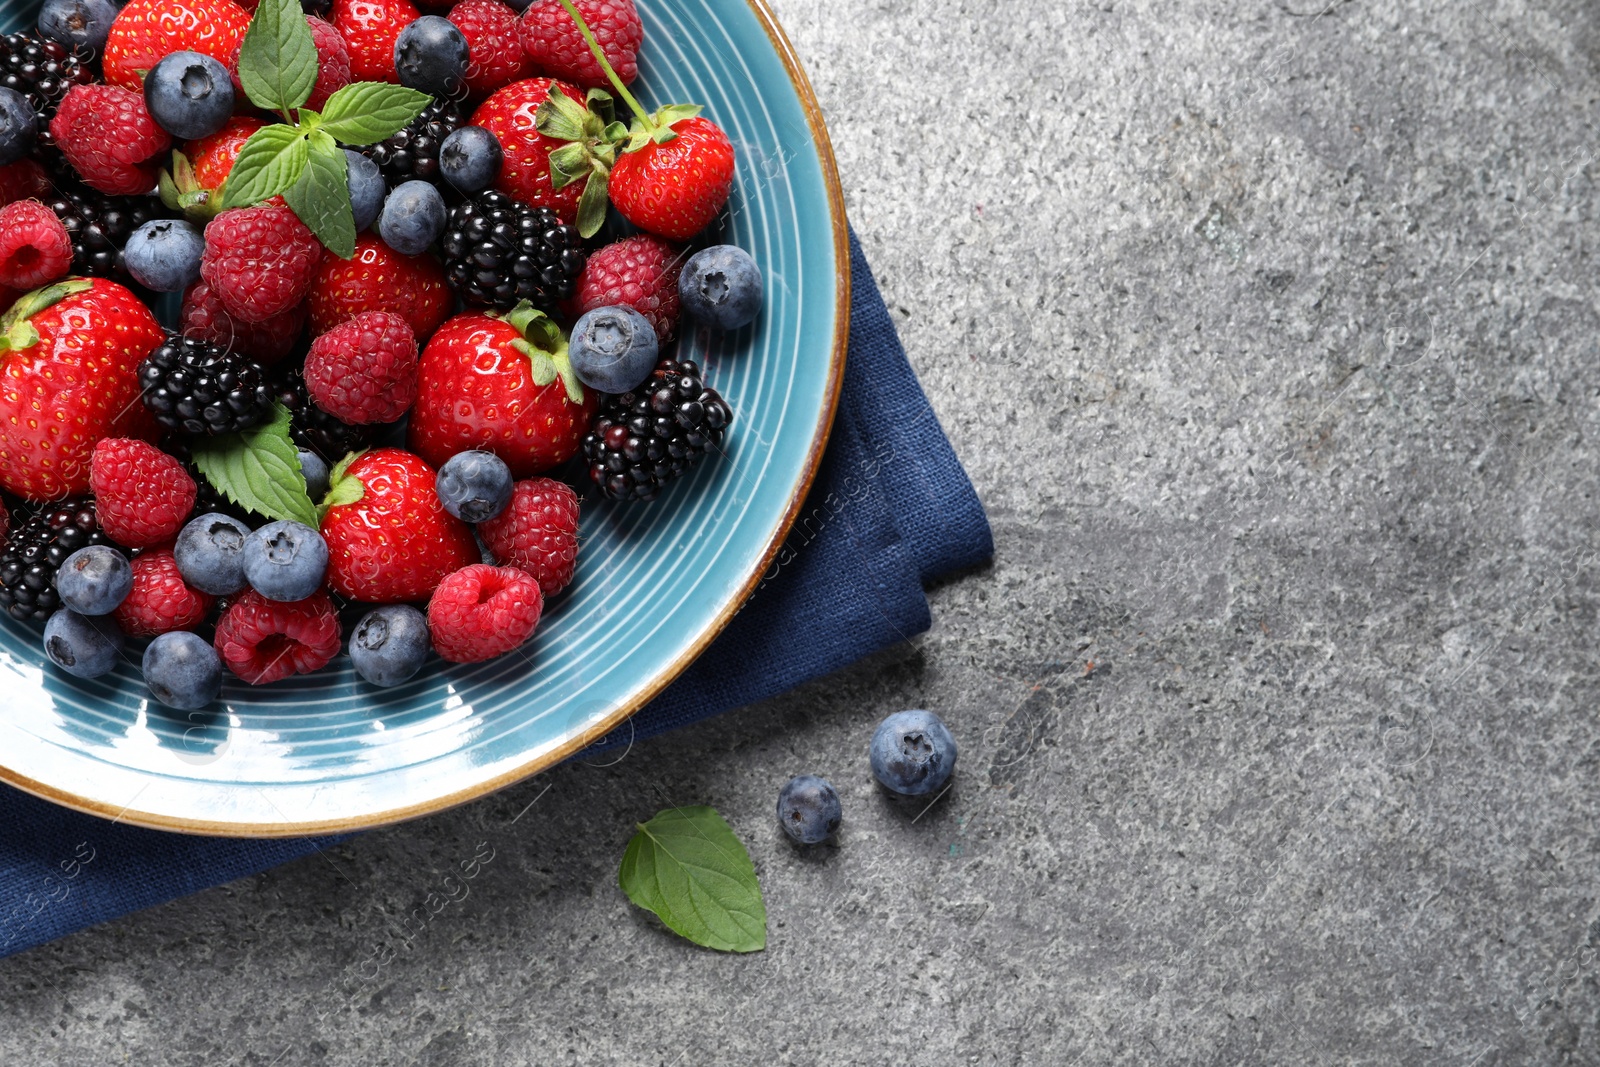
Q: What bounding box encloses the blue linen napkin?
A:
[0,231,993,960]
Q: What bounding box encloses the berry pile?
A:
[0,0,766,709]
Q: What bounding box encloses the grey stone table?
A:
[6,0,1599,1062]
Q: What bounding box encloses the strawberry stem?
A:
[552,0,663,138]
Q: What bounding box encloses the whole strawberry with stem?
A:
[408,301,595,477]
[472,76,590,223]
[0,278,165,501]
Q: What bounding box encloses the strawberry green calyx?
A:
[0,279,93,353]
[319,448,369,519]
[159,150,226,222]
[536,87,627,238]
[499,300,584,405]
[551,0,703,152]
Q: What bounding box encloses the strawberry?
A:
[307,233,453,340]
[187,117,265,195]
[0,279,165,501]
[471,76,588,222]
[331,0,421,83]
[408,302,595,477]
[319,448,480,603]
[102,0,253,93]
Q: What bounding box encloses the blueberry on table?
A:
[123,219,205,293]
[679,245,763,331]
[869,710,958,796]
[435,450,514,523]
[777,775,842,845]
[0,87,37,167]
[54,545,132,616]
[143,630,223,710]
[43,609,123,680]
[174,513,251,596]
[349,604,431,687]
[438,126,503,194]
[343,149,385,233]
[37,0,119,55]
[393,15,469,98]
[242,520,329,602]
[569,305,660,394]
[143,51,234,141]
[378,179,447,257]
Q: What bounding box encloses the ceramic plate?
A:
[0,0,848,834]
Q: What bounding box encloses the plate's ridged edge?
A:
[0,0,853,837]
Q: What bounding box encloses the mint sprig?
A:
[191,403,320,527]
[618,806,767,953]
[220,0,430,257]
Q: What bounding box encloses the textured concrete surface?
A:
[7,0,1600,1062]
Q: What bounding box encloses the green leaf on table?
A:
[191,403,319,527]
[236,0,318,114]
[618,806,766,953]
[220,124,310,209]
[318,82,432,145]
[284,132,355,258]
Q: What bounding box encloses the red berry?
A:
[49,84,173,197]
[0,159,50,208]
[102,0,253,93]
[320,448,480,603]
[184,115,264,197]
[518,0,639,89]
[449,0,532,97]
[214,588,342,684]
[569,233,684,342]
[303,311,418,424]
[478,477,579,596]
[0,201,73,290]
[307,233,453,340]
[180,280,306,365]
[331,0,420,83]
[0,278,166,501]
[427,563,541,663]
[471,77,587,221]
[305,17,353,109]
[89,438,198,549]
[114,547,214,637]
[200,206,322,325]
[609,116,735,242]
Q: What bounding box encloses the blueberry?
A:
[242,519,328,602]
[37,0,119,56]
[142,630,223,710]
[377,179,447,257]
[869,710,957,796]
[344,149,385,232]
[174,513,251,595]
[43,609,123,680]
[569,306,659,394]
[349,604,430,687]
[438,126,503,194]
[0,87,38,167]
[299,449,331,500]
[776,775,842,844]
[143,51,234,141]
[393,15,468,97]
[54,545,132,616]
[123,219,205,293]
[679,245,763,331]
[435,450,513,523]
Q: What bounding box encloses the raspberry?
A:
[448,0,529,97]
[214,588,342,684]
[303,311,419,424]
[49,84,172,196]
[113,547,214,637]
[0,158,49,207]
[180,280,307,365]
[0,200,72,289]
[569,234,684,343]
[427,563,541,663]
[90,438,199,549]
[307,232,452,339]
[518,0,640,89]
[478,477,579,596]
[201,205,322,324]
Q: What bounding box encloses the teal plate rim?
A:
[0,0,851,836]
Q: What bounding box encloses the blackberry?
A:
[440,190,585,311]
[360,98,463,184]
[0,499,112,622]
[45,184,158,279]
[581,358,732,502]
[138,336,275,436]
[272,366,374,463]
[0,33,91,143]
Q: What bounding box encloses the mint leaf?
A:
[618,806,766,953]
[220,124,310,209]
[319,83,432,144]
[236,0,317,114]
[284,132,355,258]
[191,404,319,527]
